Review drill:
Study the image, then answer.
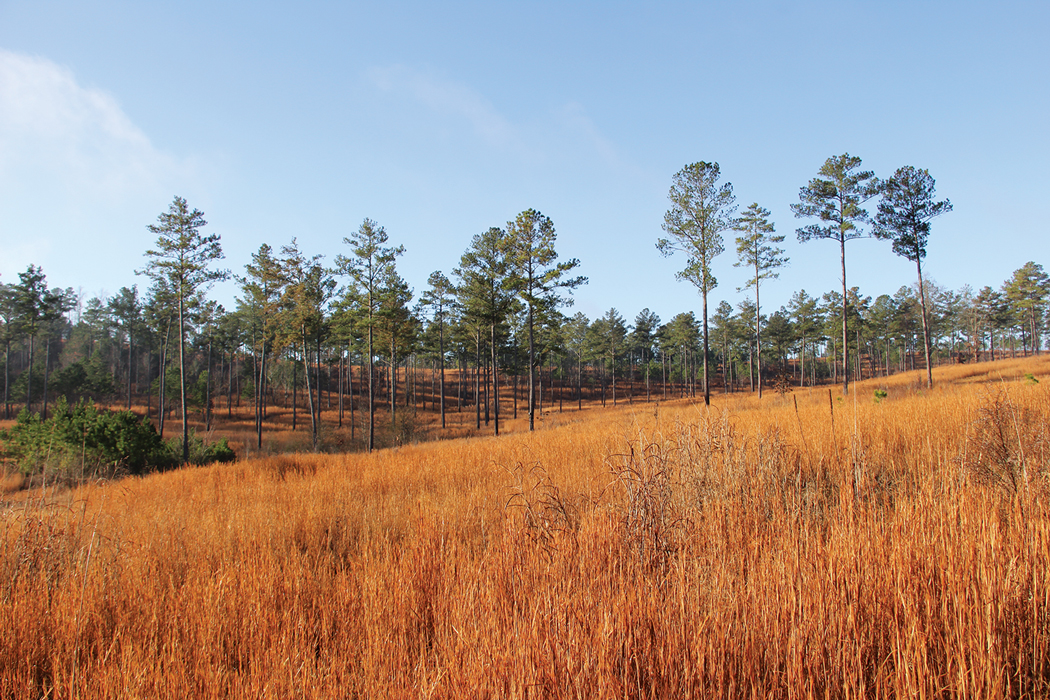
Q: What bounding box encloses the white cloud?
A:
[0,49,203,291]
[0,48,188,203]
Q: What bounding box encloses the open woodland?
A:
[1,158,1049,696]
[2,356,1048,697]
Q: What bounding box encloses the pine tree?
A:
[238,244,285,450]
[657,162,736,405]
[420,271,456,429]
[506,210,585,431]
[791,154,879,396]
[874,166,952,387]
[336,219,403,452]
[140,197,228,463]
[733,203,787,398]
[455,227,517,435]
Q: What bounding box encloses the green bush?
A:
[0,398,173,476]
[51,353,116,400]
[0,398,242,477]
[165,430,236,466]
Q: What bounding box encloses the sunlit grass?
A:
[2,355,1049,697]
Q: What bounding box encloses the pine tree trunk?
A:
[527,302,536,431]
[227,348,233,418]
[491,322,499,436]
[702,289,710,406]
[178,292,189,464]
[159,315,172,440]
[206,338,212,432]
[303,330,317,451]
[42,336,50,420]
[127,330,134,411]
[367,326,374,453]
[25,333,34,414]
[840,235,849,396]
[3,341,10,420]
[755,262,763,399]
[439,322,446,429]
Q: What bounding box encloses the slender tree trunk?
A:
[755,261,763,399]
[600,358,606,407]
[439,322,446,429]
[638,348,646,402]
[491,322,499,436]
[840,234,849,396]
[800,335,806,388]
[3,341,10,420]
[42,335,50,420]
[227,348,233,418]
[178,293,189,464]
[25,333,34,414]
[578,354,582,410]
[127,330,134,411]
[349,345,356,442]
[527,303,536,430]
[748,344,754,392]
[159,314,172,440]
[367,326,374,452]
[390,348,397,428]
[730,349,736,391]
[146,336,153,421]
[702,290,710,405]
[538,367,544,416]
[302,330,318,451]
[831,341,837,385]
[915,259,934,389]
[206,337,212,432]
[856,329,862,383]
[661,352,666,399]
[317,335,323,427]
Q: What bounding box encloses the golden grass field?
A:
[2,357,1049,698]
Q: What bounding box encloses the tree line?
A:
[2,155,1048,462]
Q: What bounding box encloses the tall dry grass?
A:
[2,358,1049,697]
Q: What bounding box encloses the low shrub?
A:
[0,398,235,478]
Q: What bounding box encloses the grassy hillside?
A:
[2,357,1049,697]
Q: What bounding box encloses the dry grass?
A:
[2,357,1050,697]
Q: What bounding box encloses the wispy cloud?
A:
[366,64,522,150]
[0,48,188,203]
[556,101,624,169]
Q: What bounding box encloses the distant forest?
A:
[2,155,1047,457]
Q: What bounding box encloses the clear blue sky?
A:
[1,1,1047,327]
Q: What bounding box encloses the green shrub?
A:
[0,398,173,476]
[166,431,236,466]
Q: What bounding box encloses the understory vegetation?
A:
[1,357,1048,697]
[0,398,234,479]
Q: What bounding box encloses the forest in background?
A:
[1,155,1048,471]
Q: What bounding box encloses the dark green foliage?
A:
[1,398,171,475]
[0,398,235,476]
[12,353,114,404]
[165,431,236,466]
[50,353,116,401]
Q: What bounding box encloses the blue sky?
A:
[1,1,1047,328]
